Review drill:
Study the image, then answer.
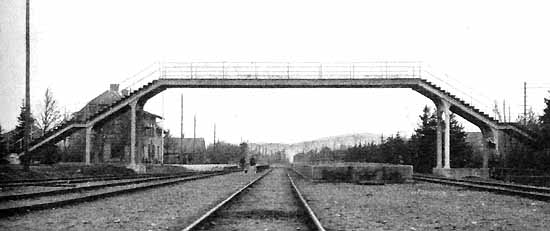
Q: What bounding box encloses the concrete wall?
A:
[433,168,489,178]
[293,162,413,183]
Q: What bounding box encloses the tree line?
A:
[295,94,550,174]
[293,106,477,173]
[1,89,67,164]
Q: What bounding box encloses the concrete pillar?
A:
[436,110,443,169]
[160,122,164,165]
[480,127,500,169]
[130,101,137,165]
[436,99,451,169]
[443,104,451,169]
[85,126,93,165]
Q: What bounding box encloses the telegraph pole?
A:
[213,123,216,151]
[192,114,196,164]
[508,104,512,121]
[180,94,183,163]
[503,100,506,122]
[23,0,31,170]
[523,82,527,125]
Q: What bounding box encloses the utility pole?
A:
[508,104,512,121]
[180,94,183,163]
[23,0,31,170]
[503,100,506,123]
[523,82,527,125]
[192,114,196,161]
[213,123,216,152]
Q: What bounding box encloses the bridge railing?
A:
[420,67,497,122]
[159,61,422,79]
[118,61,501,123]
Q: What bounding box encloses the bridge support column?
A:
[436,114,443,169]
[85,126,93,165]
[480,127,500,169]
[436,100,451,169]
[130,101,137,166]
[127,100,146,173]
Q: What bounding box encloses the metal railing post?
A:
[222,62,225,79]
[254,62,258,79]
[287,62,290,79]
[158,61,162,79]
[385,61,389,78]
[351,63,355,79]
[190,63,193,79]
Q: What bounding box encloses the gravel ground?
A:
[197,168,311,231]
[0,171,258,231]
[0,185,72,196]
[0,175,217,209]
[293,172,550,231]
[0,177,167,197]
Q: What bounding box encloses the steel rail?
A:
[0,172,203,202]
[287,172,326,231]
[180,168,273,231]
[0,171,230,218]
[413,174,550,194]
[0,172,189,187]
[413,175,550,201]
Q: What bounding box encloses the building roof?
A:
[165,138,206,153]
[72,84,162,121]
[73,86,123,121]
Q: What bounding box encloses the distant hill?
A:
[249,132,382,160]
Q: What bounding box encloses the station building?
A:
[60,84,164,164]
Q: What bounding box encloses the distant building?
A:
[60,84,164,164]
[164,137,206,164]
[2,124,42,154]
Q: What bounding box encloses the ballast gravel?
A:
[196,168,310,231]
[0,171,257,231]
[293,174,550,231]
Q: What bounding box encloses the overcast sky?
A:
[1,0,550,145]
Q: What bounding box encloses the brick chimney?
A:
[110,84,119,92]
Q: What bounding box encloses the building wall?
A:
[60,109,163,164]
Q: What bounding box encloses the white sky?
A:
[1,0,550,145]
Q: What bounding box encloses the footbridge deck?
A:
[25,62,535,171]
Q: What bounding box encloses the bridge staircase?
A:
[27,80,161,153]
[25,62,537,155]
[416,79,536,141]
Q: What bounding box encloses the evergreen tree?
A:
[533,92,550,171]
[539,92,550,148]
[408,106,437,173]
[0,124,5,158]
[381,133,409,164]
[449,114,476,167]
[408,106,475,172]
[14,101,35,153]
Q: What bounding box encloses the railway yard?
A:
[0,165,549,231]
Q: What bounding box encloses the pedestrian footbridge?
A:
[25,62,535,172]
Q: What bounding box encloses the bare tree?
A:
[37,88,62,134]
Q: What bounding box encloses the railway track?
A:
[0,172,204,202]
[0,170,233,218]
[413,174,550,201]
[181,167,325,231]
[0,173,186,188]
